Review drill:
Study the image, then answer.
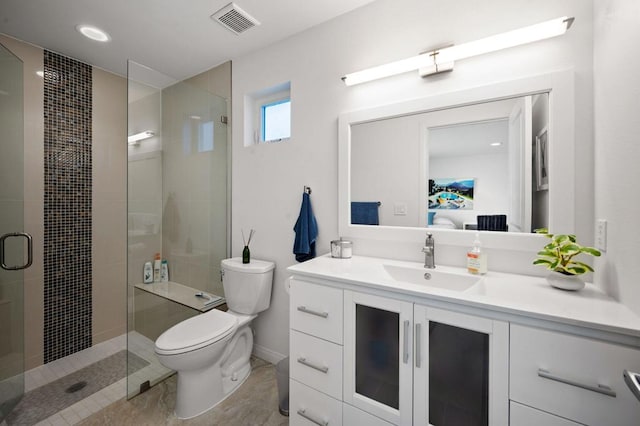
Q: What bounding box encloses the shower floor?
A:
[8,332,167,426]
[6,350,148,425]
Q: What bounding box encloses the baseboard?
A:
[252,343,287,365]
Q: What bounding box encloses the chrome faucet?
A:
[422,233,435,269]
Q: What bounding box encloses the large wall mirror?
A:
[339,71,575,249]
[351,93,549,233]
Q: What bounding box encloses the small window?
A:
[261,99,291,142]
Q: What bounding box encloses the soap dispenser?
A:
[467,232,487,275]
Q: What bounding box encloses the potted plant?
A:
[533,229,601,290]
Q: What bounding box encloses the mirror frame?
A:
[338,70,575,251]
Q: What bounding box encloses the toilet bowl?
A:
[154,257,274,419]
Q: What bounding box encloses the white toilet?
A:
[154,257,275,419]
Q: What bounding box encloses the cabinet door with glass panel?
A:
[413,306,509,426]
[343,291,414,425]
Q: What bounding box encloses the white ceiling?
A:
[429,119,510,158]
[0,0,376,81]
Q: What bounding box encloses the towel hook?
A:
[304,186,312,194]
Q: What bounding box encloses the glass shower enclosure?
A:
[0,41,25,424]
[126,61,230,398]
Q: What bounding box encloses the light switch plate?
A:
[394,203,407,216]
[595,219,607,252]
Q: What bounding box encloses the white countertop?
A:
[287,254,640,339]
[134,281,225,312]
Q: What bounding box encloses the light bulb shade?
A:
[128,131,155,145]
[342,16,573,86]
[76,25,111,42]
[342,53,433,86]
[435,16,573,64]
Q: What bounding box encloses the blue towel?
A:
[351,202,379,225]
[293,192,318,262]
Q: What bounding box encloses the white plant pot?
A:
[546,271,585,291]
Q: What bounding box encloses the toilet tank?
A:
[221,258,275,315]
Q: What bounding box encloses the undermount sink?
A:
[383,264,481,292]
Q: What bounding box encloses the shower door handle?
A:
[0,232,33,271]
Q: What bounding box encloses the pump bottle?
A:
[467,232,488,275]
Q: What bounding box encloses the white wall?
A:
[232,0,595,360]
[593,0,640,316]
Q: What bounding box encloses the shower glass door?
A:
[0,42,25,422]
[126,61,229,398]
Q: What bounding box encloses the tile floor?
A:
[78,357,288,426]
[11,334,286,425]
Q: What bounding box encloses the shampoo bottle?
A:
[467,232,487,275]
[160,259,169,282]
[153,253,162,282]
[143,262,153,284]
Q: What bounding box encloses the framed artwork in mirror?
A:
[428,178,475,210]
[535,127,549,191]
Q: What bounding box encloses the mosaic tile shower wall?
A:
[43,51,93,363]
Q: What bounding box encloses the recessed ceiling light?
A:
[490,142,503,147]
[76,25,111,42]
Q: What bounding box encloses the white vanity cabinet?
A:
[288,256,640,426]
[510,324,640,426]
[343,291,414,425]
[291,280,509,426]
[413,306,509,426]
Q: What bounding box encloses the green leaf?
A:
[535,228,549,235]
[581,247,602,257]
[533,259,553,266]
[570,261,594,272]
[537,249,556,257]
[559,243,581,255]
[565,266,587,275]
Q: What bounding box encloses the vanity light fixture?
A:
[490,142,503,147]
[342,16,574,86]
[128,131,155,145]
[76,24,111,42]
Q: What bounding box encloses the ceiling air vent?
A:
[211,3,260,35]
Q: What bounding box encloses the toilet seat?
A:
[155,309,238,356]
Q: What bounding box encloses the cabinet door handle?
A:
[538,369,616,397]
[297,305,329,318]
[403,320,410,364]
[297,357,329,374]
[297,408,329,426]
[415,323,422,368]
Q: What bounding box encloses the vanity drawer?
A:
[291,279,343,344]
[510,324,640,426]
[510,401,581,426]
[290,379,342,426]
[343,403,393,426]
[291,330,343,400]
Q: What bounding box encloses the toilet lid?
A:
[155,309,237,355]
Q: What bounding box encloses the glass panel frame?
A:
[0,42,25,422]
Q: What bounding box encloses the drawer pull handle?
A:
[297,357,329,374]
[538,369,616,398]
[297,408,329,426]
[623,370,640,402]
[297,306,329,318]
